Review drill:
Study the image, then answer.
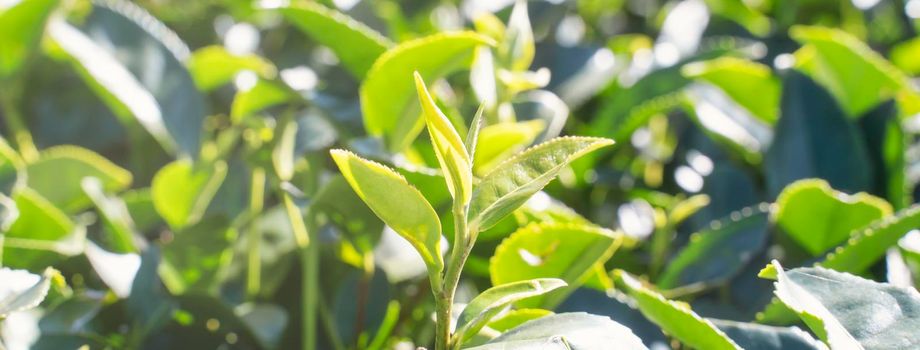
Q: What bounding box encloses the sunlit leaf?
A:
[2,188,80,269]
[0,267,60,316]
[474,120,544,175]
[281,2,393,78]
[231,78,294,123]
[775,179,891,256]
[683,57,779,124]
[330,149,443,274]
[360,32,493,151]
[469,137,613,231]
[415,72,472,205]
[151,160,227,230]
[0,0,60,78]
[490,223,620,309]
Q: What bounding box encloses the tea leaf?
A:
[152,160,227,230]
[414,72,472,204]
[159,217,236,295]
[775,179,891,256]
[486,309,552,332]
[682,57,779,124]
[330,149,443,273]
[490,223,620,309]
[281,2,392,79]
[0,267,60,316]
[360,32,493,151]
[231,78,294,123]
[763,261,920,349]
[2,188,79,269]
[614,270,742,350]
[469,137,613,230]
[711,319,826,350]
[474,120,545,175]
[455,278,566,344]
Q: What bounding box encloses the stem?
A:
[435,202,472,350]
[281,191,316,350]
[245,167,266,299]
[0,86,38,162]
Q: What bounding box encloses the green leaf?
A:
[0,0,60,78]
[474,120,545,175]
[465,312,648,350]
[455,278,566,344]
[791,25,912,117]
[764,71,873,198]
[151,160,227,230]
[231,78,294,123]
[187,45,276,91]
[775,179,891,256]
[486,309,552,332]
[0,267,60,316]
[0,138,25,194]
[2,188,79,269]
[763,260,920,349]
[490,223,621,309]
[711,319,827,350]
[658,204,769,289]
[465,105,486,159]
[414,72,473,205]
[25,145,132,213]
[682,57,779,124]
[614,270,742,350]
[890,37,920,75]
[330,149,443,273]
[360,32,493,151]
[159,217,236,295]
[281,2,392,79]
[47,1,207,157]
[469,137,613,231]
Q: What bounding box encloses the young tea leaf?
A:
[414,72,473,205]
[469,137,613,231]
[187,46,276,91]
[151,160,227,230]
[682,57,780,124]
[465,312,648,350]
[25,146,132,214]
[0,0,60,78]
[455,278,566,345]
[0,267,61,317]
[330,149,443,273]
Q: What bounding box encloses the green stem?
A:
[0,86,38,162]
[281,191,316,350]
[436,202,472,350]
[245,167,266,299]
[649,223,675,279]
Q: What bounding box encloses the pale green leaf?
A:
[501,0,534,71]
[414,72,472,204]
[0,0,60,78]
[465,312,647,350]
[151,160,227,230]
[683,57,780,124]
[330,149,443,273]
[473,119,544,175]
[486,309,552,333]
[187,45,276,91]
[82,177,138,253]
[614,270,742,350]
[775,179,891,256]
[490,223,620,309]
[791,26,912,117]
[25,145,132,213]
[281,2,392,78]
[360,32,493,151]
[272,118,298,182]
[712,320,828,350]
[701,0,771,37]
[469,137,613,231]
[455,278,566,344]
[465,105,485,160]
[2,189,79,269]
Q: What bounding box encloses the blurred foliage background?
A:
[3,0,920,349]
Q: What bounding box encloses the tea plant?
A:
[3,0,920,349]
